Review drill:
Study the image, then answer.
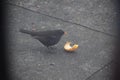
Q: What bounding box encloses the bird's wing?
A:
[33,35,61,46]
[33,36,47,41]
[33,36,49,45]
[48,35,61,44]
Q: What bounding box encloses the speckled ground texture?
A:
[6,0,117,80]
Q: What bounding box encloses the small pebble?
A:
[32,28,36,31]
[49,63,55,66]
[36,5,40,8]
[41,26,45,29]
[59,78,63,80]
[38,64,41,66]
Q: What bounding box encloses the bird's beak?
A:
[64,32,67,35]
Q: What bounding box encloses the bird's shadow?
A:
[32,46,59,54]
[31,45,78,59]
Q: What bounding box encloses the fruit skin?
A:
[64,42,79,52]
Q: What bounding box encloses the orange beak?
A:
[64,32,67,35]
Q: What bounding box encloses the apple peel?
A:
[64,41,79,52]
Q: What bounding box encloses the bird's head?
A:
[58,29,67,36]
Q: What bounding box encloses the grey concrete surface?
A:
[87,61,114,80]
[6,0,117,36]
[6,4,115,80]
[5,0,117,80]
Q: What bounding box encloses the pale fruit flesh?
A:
[64,42,79,52]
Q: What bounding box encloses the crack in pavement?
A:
[5,2,117,38]
[84,60,114,80]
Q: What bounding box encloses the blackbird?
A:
[19,29,66,47]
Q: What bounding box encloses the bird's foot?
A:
[47,46,57,50]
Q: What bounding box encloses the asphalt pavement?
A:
[6,0,117,80]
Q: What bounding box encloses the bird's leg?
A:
[47,46,56,50]
[47,46,50,49]
[46,46,51,49]
[33,36,39,39]
[47,46,52,49]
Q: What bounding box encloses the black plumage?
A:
[19,29,65,47]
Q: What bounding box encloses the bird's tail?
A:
[19,29,33,35]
